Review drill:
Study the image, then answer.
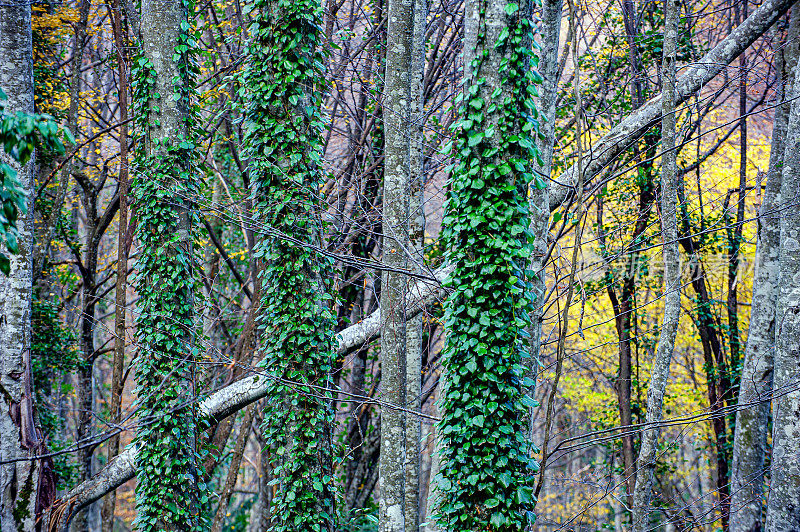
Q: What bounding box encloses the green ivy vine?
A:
[240,0,338,529]
[435,0,541,529]
[130,0,208,529]
[0,89,69,274]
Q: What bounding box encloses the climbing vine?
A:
[240,0,338,529]
[0,89,68,274]
[435,0,541,529]
[31,295,81,490]
[130,0,207,529]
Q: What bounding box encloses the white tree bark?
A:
[548,0,795,211]
[764,21,800,531]
[630,0,681,528]
[0,5,42,531]
[730,15,798,532]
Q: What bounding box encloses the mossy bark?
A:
[0,5,42,531]
[730,15,798,532]
[764,19,800,530]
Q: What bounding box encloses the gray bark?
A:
[101,0,130,528]
[141,0,188,147]
[764,20,800,532]
[730,15,798,532]
[422,399,441,532]
[527,0,561,420]
[630,0,681,528]
[0,4,42,531]
[548,0,796,211]
[380,0,418,526]
[46,265,451,529]
[404,0,427,528]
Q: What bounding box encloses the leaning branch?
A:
[548,0,795,210]
[45,265,452,530]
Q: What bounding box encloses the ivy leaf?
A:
[468,132,484,147]
[490,512,507,528]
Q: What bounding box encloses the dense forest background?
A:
[0,0,799,529]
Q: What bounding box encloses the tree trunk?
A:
[100,0,130,527]
[243,0,338,527]
[133,0,201,528]
[435,0,538,526]
[379,0,417,526]
[604,178,655,510]
[210,406,254,532]
[726,0,750,399]
[403,0,427,528]
[730,14,797,532]
[0,5,42,530]
[764,19,800,530]
[32,0,91,277]
[630,0,681,528]
[526,0,561,402]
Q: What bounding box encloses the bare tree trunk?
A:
[630,0,681,528]
[210,406,254,532]
[100,0,130,527]
[526,0,561,401]
[403,0,427,528]
[730,14,797,532]
[32,0,91,277]
[422,396,441,532]
[379,0,417,526]
[727,0,750,397]
[0,5,42,530]
[764,18,800,530]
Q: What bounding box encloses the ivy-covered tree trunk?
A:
[729,16,797,532]
[630,0,681,528]
[132,0,203,528]
[0,5,42,531]
[435,0,540,528]
[764,23,800,531]
[242,0,338,529]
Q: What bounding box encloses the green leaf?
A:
[490,512,507,528]
[468,132,484,147]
